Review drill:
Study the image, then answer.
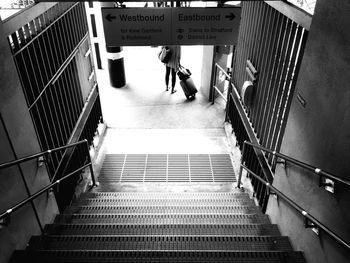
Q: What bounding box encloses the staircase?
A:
[10,154,306,262]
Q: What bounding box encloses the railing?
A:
[238,163,350,251]
[226,87,274,212]
[238,141,350,191]
[0,140,96,232]
[210,63,231,104]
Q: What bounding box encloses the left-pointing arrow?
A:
[106,14,116,22]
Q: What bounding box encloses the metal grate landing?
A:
[98,154,236,183]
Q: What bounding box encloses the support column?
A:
[100,1,126,88]
[106,45,126,88]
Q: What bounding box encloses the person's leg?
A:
[171,68,177,93]
[165,66,170,91]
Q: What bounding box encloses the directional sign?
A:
[102,7,241,46]
[171,8,241,45]
[102,8,172,46]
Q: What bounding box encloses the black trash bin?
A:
[106,46,126,88]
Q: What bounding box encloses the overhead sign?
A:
[102,7,241,46]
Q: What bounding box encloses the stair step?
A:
[28,235,293,251]
[63,205,261,215]
[54,213,271,225]
[44,224,281,236]
[73,198,255,206]
[79,192,249,199]
[10,250,307,263]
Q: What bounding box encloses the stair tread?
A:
[80,192,249,197]
[54,213,271,224]
[29,235,293,251]
[73,198,255,206]
[64,205,262,215]
[44,223,281,236]
[10,250,307,263]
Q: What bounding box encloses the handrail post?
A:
[237,141,247,188]
[84,140,97,187]
[211,64,217,104]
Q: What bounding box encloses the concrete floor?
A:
[81,45,252,195]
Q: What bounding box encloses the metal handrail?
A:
[0,163,90,222]
[240,164,350,250]
[211,63,230,103]
[243,141,350,187]
[0,139,97,226]
[0,140,87,170]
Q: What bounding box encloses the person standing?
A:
[164,45,181,94]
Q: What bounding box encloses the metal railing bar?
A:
[244,141,350,187]
[0,140,87,170]
[240,164,350,250]
[0,162,91,221]
[213,86,227,102]
[215,63,231,79]
[11,2,78,56]
[212,63,230,104]
[230,90,274,184]
[28,33,87,111]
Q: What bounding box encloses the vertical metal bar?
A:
[237,2,252,91]
[52,82,69,143]
[211,65,217,104]
[237,141,246,188]
[62,11,73,53]
[37,34,53,80]
[250,3,271,125]
[69,61,84,114]
[46,24,59,72]
[252,5,275,133]
[11,32,20,52]
[275,29,308,153]
[56,76,71,142]
[60,70,74,133]
[52,21,64,65]
[65,63,80,121]
[75,4,84,40]
[235,2,249,89]
[256,11,282,137]
[259,15,286,147]
[270,24,301,154]
[58,17,69,61]
[261,16,289,147]
[266,20,296,152]
[69,7,78,46]
[67,62,80,127]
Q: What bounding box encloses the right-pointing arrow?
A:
[225,13,235,21]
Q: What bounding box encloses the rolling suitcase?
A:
[180,78,197,99]
[177,66,197,99]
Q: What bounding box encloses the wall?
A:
[200,45,214,99]
[266,0,350,262]
[0,6,59,263]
